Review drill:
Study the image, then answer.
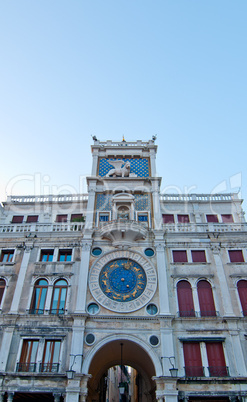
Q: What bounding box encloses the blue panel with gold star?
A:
[98,158,150,177]
[99,258,147,302]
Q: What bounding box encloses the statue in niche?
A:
[105,160,130,177]
[117,207,130,221]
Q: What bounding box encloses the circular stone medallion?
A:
[89,250,157,313]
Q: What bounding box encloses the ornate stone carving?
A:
[105,161,130,177]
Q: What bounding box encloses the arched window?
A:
[50,279,68,314]
[177,280,195,317]
[30,279,48,314]
[197,280,216,317]
[0,279,6,306]
[237,280,247,316]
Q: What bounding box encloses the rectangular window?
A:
[206,342,228,376]
[40,340,61,372]
[138,215,148,222]
[56,214,67,223]
[0,250,14,263]
[99,214,109,222]
[206,214,219,223]
[58,250,72,262]
[71,213,84,222]
[183,342,204,377]
[228,250,244,263]
[26,215,39,223]
[221,214,234,223]
[162,214,175,224]
[172,250,188,263]
[12,215,24,223]
[40,250,54,262]
[191,250,207,263]
[178,214,190,223]
[18,340,39,372]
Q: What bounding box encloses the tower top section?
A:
[90,138,158,178]
[91,138,157,154]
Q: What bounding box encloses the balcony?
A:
[39,363,59,373]
[208,366,229,377]
[177,310,219,318]
[99,219,148,246]
[16,362,36,372]
[0,222,84,234]
[184,366,205,377]
[163,222,247,233]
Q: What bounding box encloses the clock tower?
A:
[78,138,177,402]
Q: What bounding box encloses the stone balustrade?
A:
[0,222,84,233]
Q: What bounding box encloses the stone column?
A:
[155,243,171,315]
[211,244,234,316]
[150,149,157,177]
[152,186,162,230]
[7,393,14,402]
[69,318,85,373]
[229,331,247,376]
[85,182,96,230]
[75,242,92,313]
[10,244,33,313]
[0,327,14,371]
[53,394,61,402]
[160,325,176,376]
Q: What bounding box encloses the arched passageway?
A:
[85,338,157,402]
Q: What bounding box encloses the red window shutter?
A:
[162,214,174,224]
[56,215,67,223]
[228,250,244,263]
[197,280,216,316]
[12,216,24,223]
[178,214,190,223]
[172,250,187,263]
[71,214,83,220]
[206,342,227,376]
[206,214,219,223]
[183,342,203,376]
[177,281,195,317]
[221,214,233,223]
[237,280,247,316]
[191,250,206,263]
[26,215,38,223]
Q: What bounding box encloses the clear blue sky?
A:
[0,1,246,211]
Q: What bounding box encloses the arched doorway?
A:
[84,338,158,402]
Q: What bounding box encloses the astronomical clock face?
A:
[89,250,157,313]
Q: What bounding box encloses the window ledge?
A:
[171,262,210,266]
[0,262,15,266]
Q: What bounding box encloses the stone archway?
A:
[83,336,161,402]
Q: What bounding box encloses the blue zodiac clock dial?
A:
[99,258,147,302]
[89,250,157,313]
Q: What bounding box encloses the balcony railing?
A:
[178,310,196,318]
[16,362,36,372]
[162,222,247,233]
[39,363,59,373]
[208,366,229,377]
[177,310,219,318]
[29,308,66,315]
[184,366,205,377]
[0,222,84,234]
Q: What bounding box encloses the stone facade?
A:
[0,138,247,401]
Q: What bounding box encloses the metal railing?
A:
[16,362,36,372]
[208,366,229,377]
[39,363,59,373]
[177,311,219,318]
[184,366,205,377]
